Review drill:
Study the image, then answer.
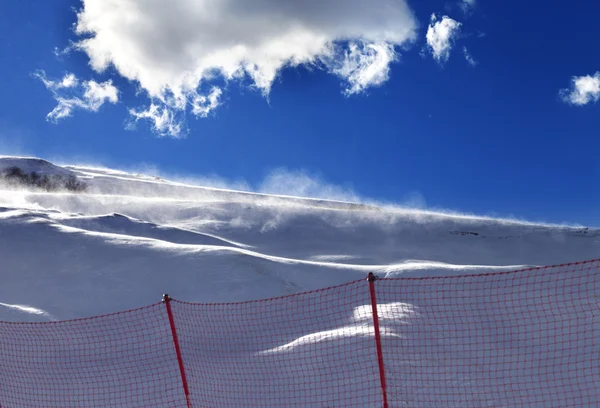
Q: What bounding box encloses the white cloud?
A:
[34,71,118,122]
[192,87,222,117]
[36,72,78,91]
[128,104,184,138]
[559,72,600,106]
[83,80,119,110]
[332,42,398,95]
[59,73,79,89]
[426,14,462,64]
[127,87,222,138]
[460,0,476,13]
[463,47,477,66]
[73,0,418,136]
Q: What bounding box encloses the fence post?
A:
[368,273,389,408]
[163,294,192,408]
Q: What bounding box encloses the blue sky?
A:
[1,0,600,225]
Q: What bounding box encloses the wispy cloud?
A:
[459,0,476,13]
[191,87,223,117]
[72,0,418,137]
[463,47,477,66]
[126,87,221,138]
[128,104,185,138]
[559,72,600,106]
[34,71,119,122]
[426,14,462,64]
[332,42,398,96]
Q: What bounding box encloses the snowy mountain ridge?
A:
[0,156,598,322]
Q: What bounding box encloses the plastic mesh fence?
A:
[0,260,599,407]
[0,303,185,407]
[171,280,382,407]
[376,260,600,407]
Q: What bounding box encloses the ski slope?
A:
[0,156,598,321]
[1,157,599,407]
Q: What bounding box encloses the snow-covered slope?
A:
[0,156,74,177]
[0,157,598,321]
[1,156,599,407]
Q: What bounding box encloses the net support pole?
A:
[163,294,192,408]
[368,273,389,408]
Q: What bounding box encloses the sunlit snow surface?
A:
[0,157,598,322]
[1,157,599,407]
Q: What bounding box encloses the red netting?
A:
[170,280,382,407]
[0,303,185,407]
[0,260,599,407]
[376,260,600,407]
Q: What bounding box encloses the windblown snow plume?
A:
[74,0,417,136]
[1,155,599,323]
